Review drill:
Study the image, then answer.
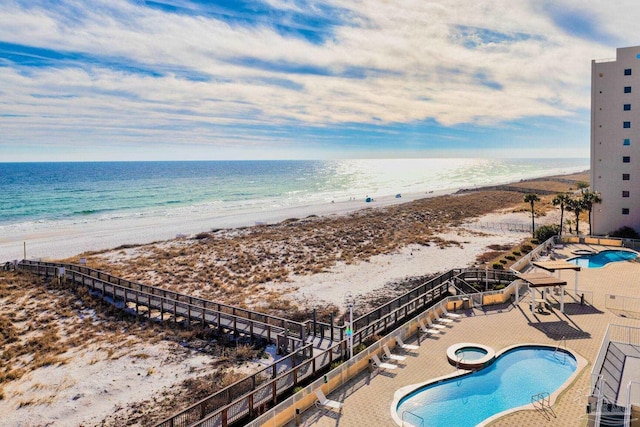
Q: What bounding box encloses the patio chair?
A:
[383,344,406,362]
[418,319,441,336]
[396,336,419,351]
[315,389,343,412]
[371,354,397,371]
[434,311,454,325]
[441,305,462,319]
[425,316,447,330]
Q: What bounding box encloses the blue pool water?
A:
[568,250,637,268]
[396,347,577,427]
[455,347,487,361]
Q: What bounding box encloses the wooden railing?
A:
[17,261,305,348]
[352,270,456,335]
[154,341,331,427]
[18,260,305,343]
[158,340,347,427]
[350,280,449,349]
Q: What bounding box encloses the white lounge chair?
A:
[383,344,406,362]
[371,354,397,371]
[396,336,419,351]
[441,305,462,319]
[418,319,441,336]
[315,389,343,411]
[425,316,447,330]
[435,312,454,324]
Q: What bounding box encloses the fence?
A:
[154,343,316,427]
[561,235,640,250]
[351,270,456,336]
[605,294,640,319]
[245,310,430,427]
[451,268,516,294]
[158,270,462,426]
[510,235,557,273]
[466,221,532,233]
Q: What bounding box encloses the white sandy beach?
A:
[0,336,280,427]
[279,210,559,307]
[0,190,450,261]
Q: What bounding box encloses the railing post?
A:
[221,408,228,427]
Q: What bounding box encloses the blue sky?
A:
[0,0,636,161]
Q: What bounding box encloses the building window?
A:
[624,156,631,163]
[625,68,632,76]
[624,121,631,128]
[623,191,630,197]
[625,86,632,93]
[622,208,630,215]
[625,104,632,111]
[624,138,631,145]
[623,173,630,180]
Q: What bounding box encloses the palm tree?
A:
[524,193,540,238]
[576,181,590,193]
[566,197,585,235]
[552,194,571,236]
[582,190,602,236]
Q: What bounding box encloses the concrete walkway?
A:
[293,245,640,427]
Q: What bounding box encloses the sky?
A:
[0,0,638,161]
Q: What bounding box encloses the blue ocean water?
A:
[0,158,588,230]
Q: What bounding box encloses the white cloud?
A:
[0,0,633,156]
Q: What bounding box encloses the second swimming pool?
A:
[395,346,578,427]
[568,249,637,268]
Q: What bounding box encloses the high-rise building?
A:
[591,46,640,235]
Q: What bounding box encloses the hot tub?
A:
[446,343,495,370]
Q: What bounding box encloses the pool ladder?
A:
[553,336,567,364]
[531,391,556,420]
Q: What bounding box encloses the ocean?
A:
[0,158,589,233]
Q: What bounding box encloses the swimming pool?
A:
[568,249,637,268]
[394,346,580,427]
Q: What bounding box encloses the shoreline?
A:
[0,189,450,260]
[0,170,587,261]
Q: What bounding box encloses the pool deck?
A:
[291,244,640,427]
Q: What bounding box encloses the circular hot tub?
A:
[447,343,495,370]
[572,249,596,256]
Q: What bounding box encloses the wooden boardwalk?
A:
[17,260,307,350]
